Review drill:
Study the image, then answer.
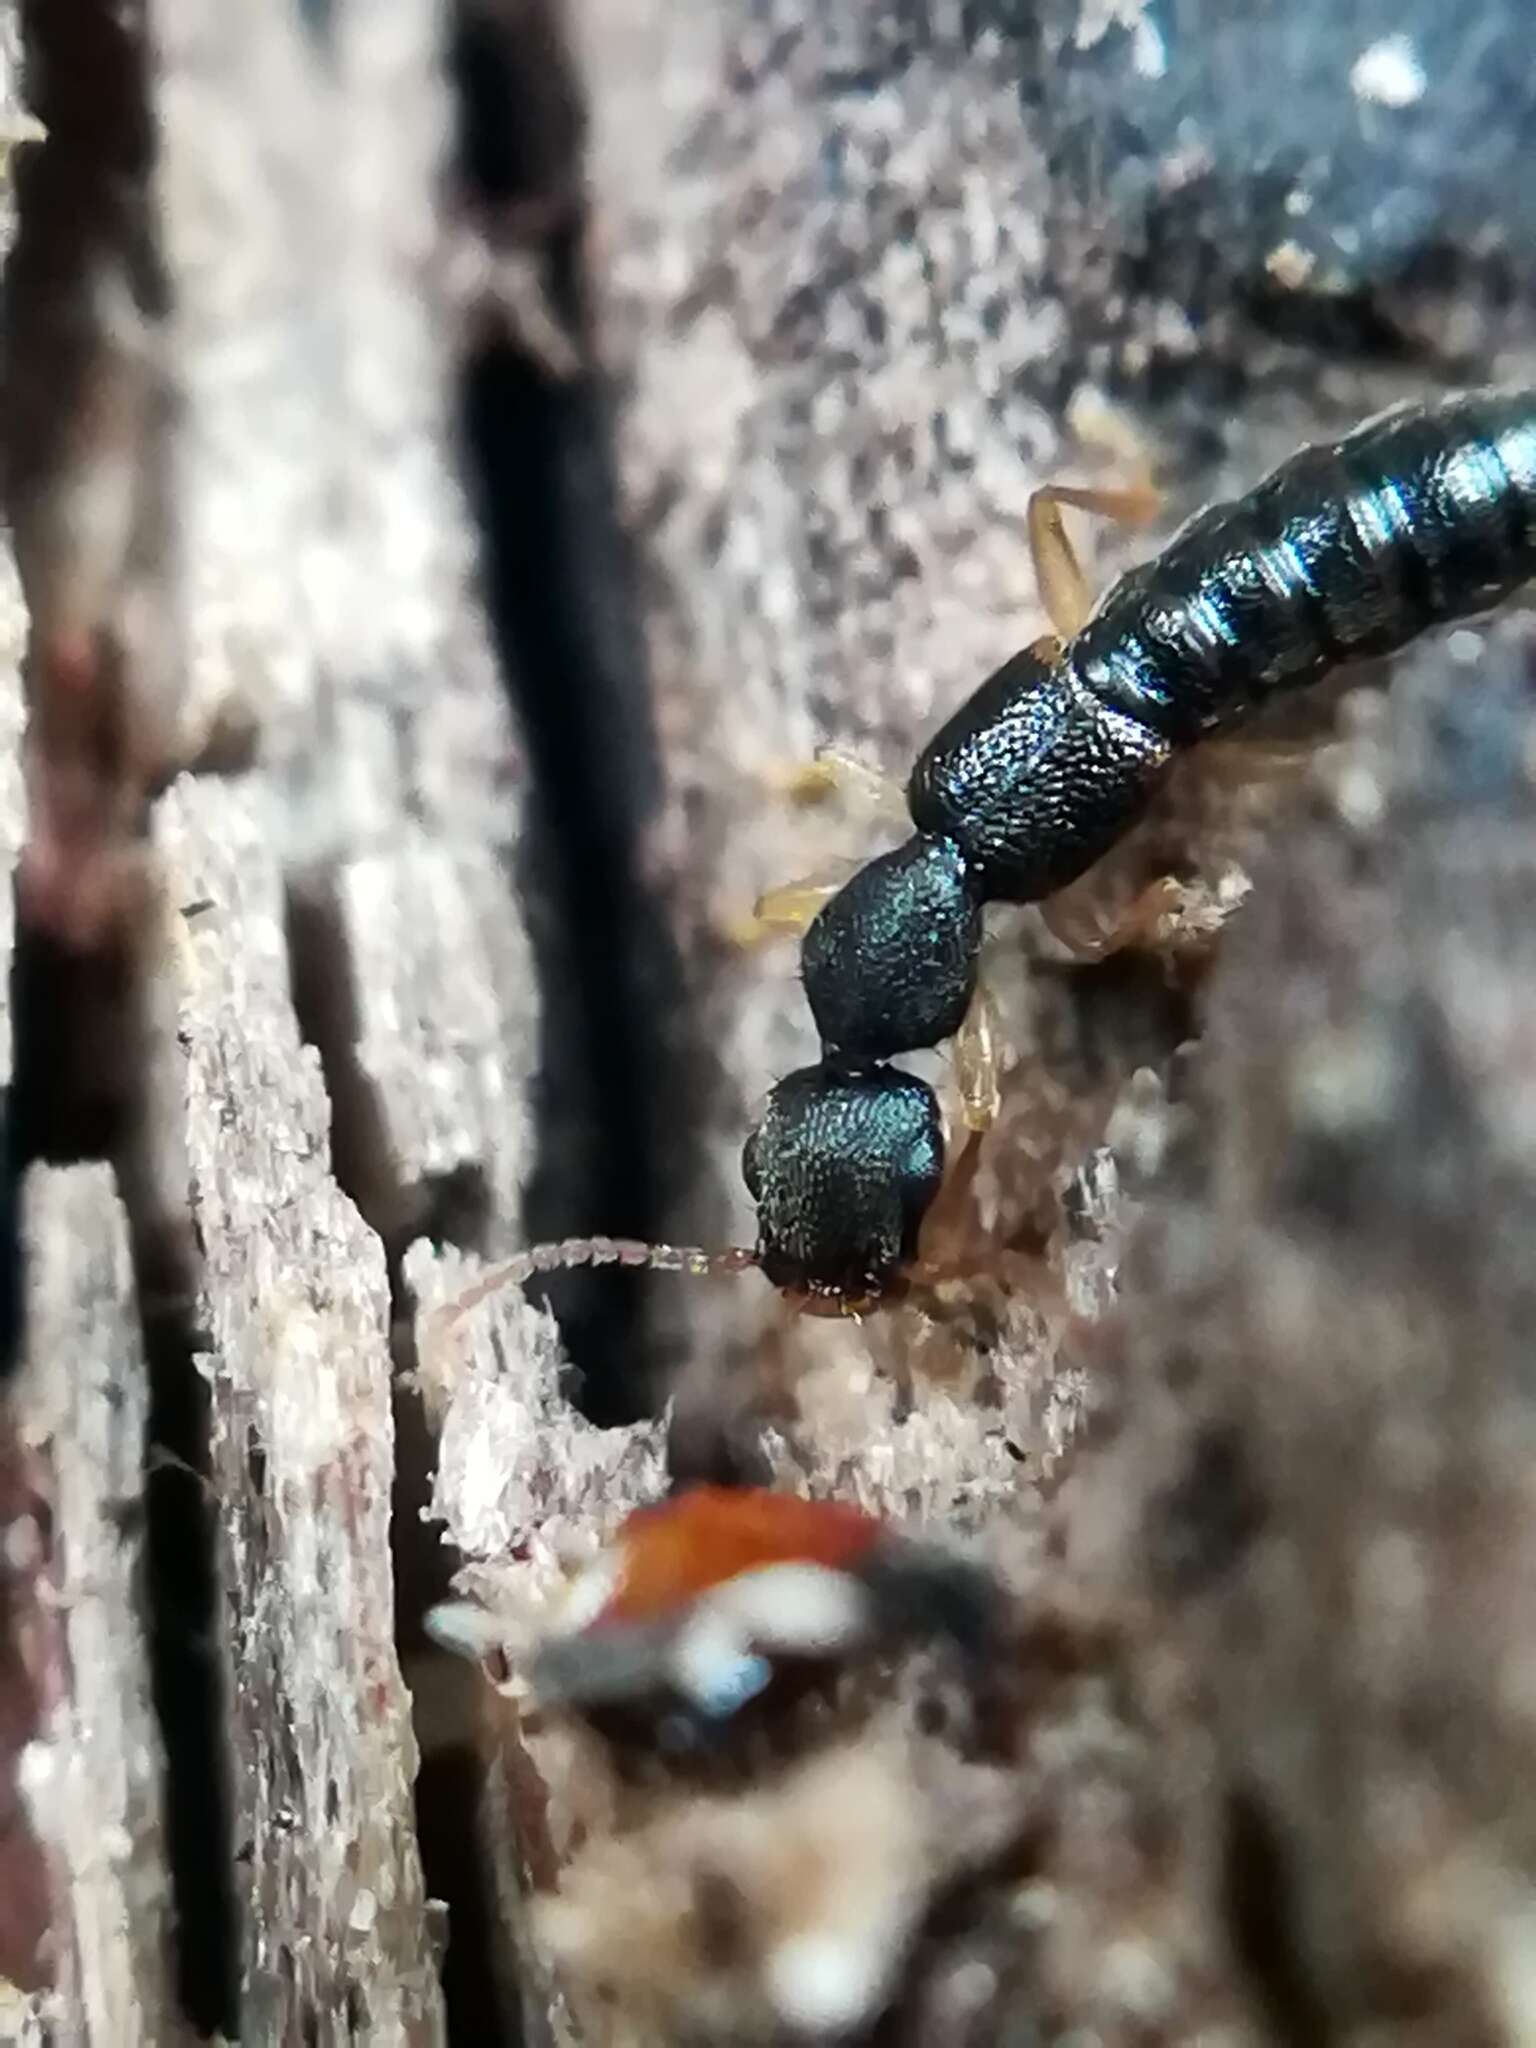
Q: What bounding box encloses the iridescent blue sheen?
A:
[908,390,1536,906]
[743,1064,943,1298]
[760,390,1536,1299]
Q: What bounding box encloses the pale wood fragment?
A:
[14,1165,188,2048]
[156,777,446,2046]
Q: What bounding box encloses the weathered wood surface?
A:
[415,621,1536,2046]
[13,1166,185,2048]
[409,6,1536,2041]
[155,781,445,2043]
[6,0,1536,2042]
[3,0,532,2034]
[142,0,535,2032]
[1108,620,1536,2043]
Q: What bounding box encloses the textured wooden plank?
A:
[410,10,1259,2038]
[157,777,445,2045]
[406,1241,666,2048]
[0,8,107,2035]
[12,1166,186,2048]
[566,0,1308,1447]
[0,1417,56,2029]
[416,22,1536,2032]
[0,0,37,1069]
[313,0,538,1248]
[328,835,535,1245]
[410,1217,1249,2045]
[0,0,181,954]
[148,1,538,2036]
[151,0,336,765]
[1111,620,1536,2042]
[154,0,536,1251]
[16,0,1536,2039]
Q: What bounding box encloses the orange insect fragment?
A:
[596,1487,884,1628]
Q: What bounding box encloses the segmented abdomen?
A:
[1070,390,1536,742]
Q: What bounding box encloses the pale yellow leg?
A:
[748,870,850,934]
[771,745,907,825]
[952,979,1002,1133]
[719,858,864,949]
[730,746,907,949]
[1027,479,1163,641]
[1039,871,1191,961]
[892,963,1006,1303]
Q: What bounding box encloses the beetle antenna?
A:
[424,1235,761,1355]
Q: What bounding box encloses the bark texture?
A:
[5,0,1536,2043]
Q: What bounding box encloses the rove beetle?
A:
[432,388,1536,1330]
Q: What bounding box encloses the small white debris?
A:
[3,1515,43,1574]
[1350,35,1426,109]
[423,1599,519,1662]
[549,1550,625,1638]
[16,1742,54,1800]
[1266,239,1317,290]
[1131,13,1167,79]
[1074,0,1151,53]
[0,109,44,174]
[767,1932,887,2035]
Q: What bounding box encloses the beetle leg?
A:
[912,1124,989,1279]
[723,859,865,947]
[1027,479,1162,640]
[730,746,909,947]
[1035,732,1317,959]
[1196,735,1320,788]
[952,975,1002,1133]
[1039,870,1192,961]
[767,744,908,824]
[899,970,1005,1284]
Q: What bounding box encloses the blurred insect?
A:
[431,388,1536,1333]
[428,1484,998,1750]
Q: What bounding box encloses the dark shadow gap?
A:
[138,1293,242,2037]
[1222,1783,1333,2048]
[448,0,698,1432]
[295,0,336,47]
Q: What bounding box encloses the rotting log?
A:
[414,605,1536,2047]
[3,0,533,2032]
[142,0,538,2032]
[565,0,1536,1422]
[410,9,1536,2036]
[6,0,1536,2042]
[1106,617,1536,2043]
